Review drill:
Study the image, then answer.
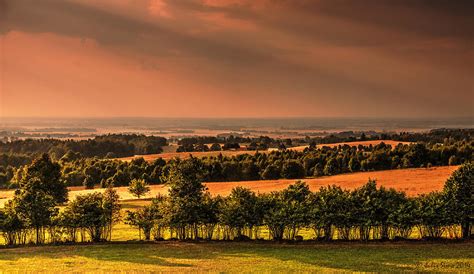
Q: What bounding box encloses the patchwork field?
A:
[119,140,411,162]
[0,165,457,207]
[286,140,411,151]
[204,165,458,197]
[0,242,472,272]
[118,150,257,162]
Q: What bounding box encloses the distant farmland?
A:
[285,140,411,151]
[204,165,457,197]
[118,150,257,162]
[118,140,411,162]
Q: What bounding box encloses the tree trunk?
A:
[461,220,470,239]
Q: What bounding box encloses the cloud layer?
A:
[0,0,473,117]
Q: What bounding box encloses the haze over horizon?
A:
[1,0,473,118]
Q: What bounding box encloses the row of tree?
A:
[0,134,167,160]
[174,129,473,148]
[2,140,471,189]
[1,156,471,246]
[69,141,473,187]
[0,155,122,245]
[125,161,473,242]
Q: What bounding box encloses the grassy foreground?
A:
[0,242,472,272]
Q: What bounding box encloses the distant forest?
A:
[0,134,167,159]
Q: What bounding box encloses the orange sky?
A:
[0,0,473,118]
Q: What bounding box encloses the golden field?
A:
[119,140,411,161]
[0,165,457,207]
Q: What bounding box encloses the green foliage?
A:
[20,154,68,204]
[443,162,473,239]
[416,192,451,239]
[0,134,167,159]
[12,177,58,244]
[165,159,207,239]
[261,164,281,180]
[308,185,350,240]
[281,160,305,179]
[62,189,120,242]
[219,187,260,239]
[128,179,150,199]
[279,181,311,240]
[1,156,473,247]
[125,204,159,240]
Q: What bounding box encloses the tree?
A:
[106,170,130,187]
[128,179,151,199]
[103,185,121,240]
[9,154,67,244]
[448,155,458,166]
[281,160,305,179]
[323,157,339,175]
[125,204,158,240]
[416,192,450,239]
[388,196,417,239]
[0,202,27,245]
[443,163,473,239]
[0,172,7,188]
[280,181,311,240]
[241,161,260,181]
[13,177,57,244]
[66,193,108,242]
[308,185,349,240]
[261,192,286,241]
[348,157,360,173]
[200,193,221,240]
[165,159,206,239]
[210,143,222,151]
[219,187,259,239]
[261,164,281,180]
[20,154,68,204]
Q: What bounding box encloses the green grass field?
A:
[0,242,472,272]
[1,201,472,272]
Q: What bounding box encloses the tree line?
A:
[0,129,472,189]
[0,140,471,190]
[174,129,473,147]
[0,134,167,160]
[126,160,472,242]
[0,156,472,246]
[0,155,121,245]
[57,140,474,187]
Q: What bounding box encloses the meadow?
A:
[0,242,472,272]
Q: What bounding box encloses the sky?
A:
[0,0,473,118]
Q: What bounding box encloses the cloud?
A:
[0,0,472,117]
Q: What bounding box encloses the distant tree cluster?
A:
[391,129,473,144]
[0,134,167,160]
[0,140,470,190]
[0,129,472,190]
[89,140,473,186]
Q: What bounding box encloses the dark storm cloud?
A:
[2,0,471,60]
[312,0,473,42]
[0,0,472,117]
[0,0,392,94]
[0,0,278,67]
[187,0,474,47]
